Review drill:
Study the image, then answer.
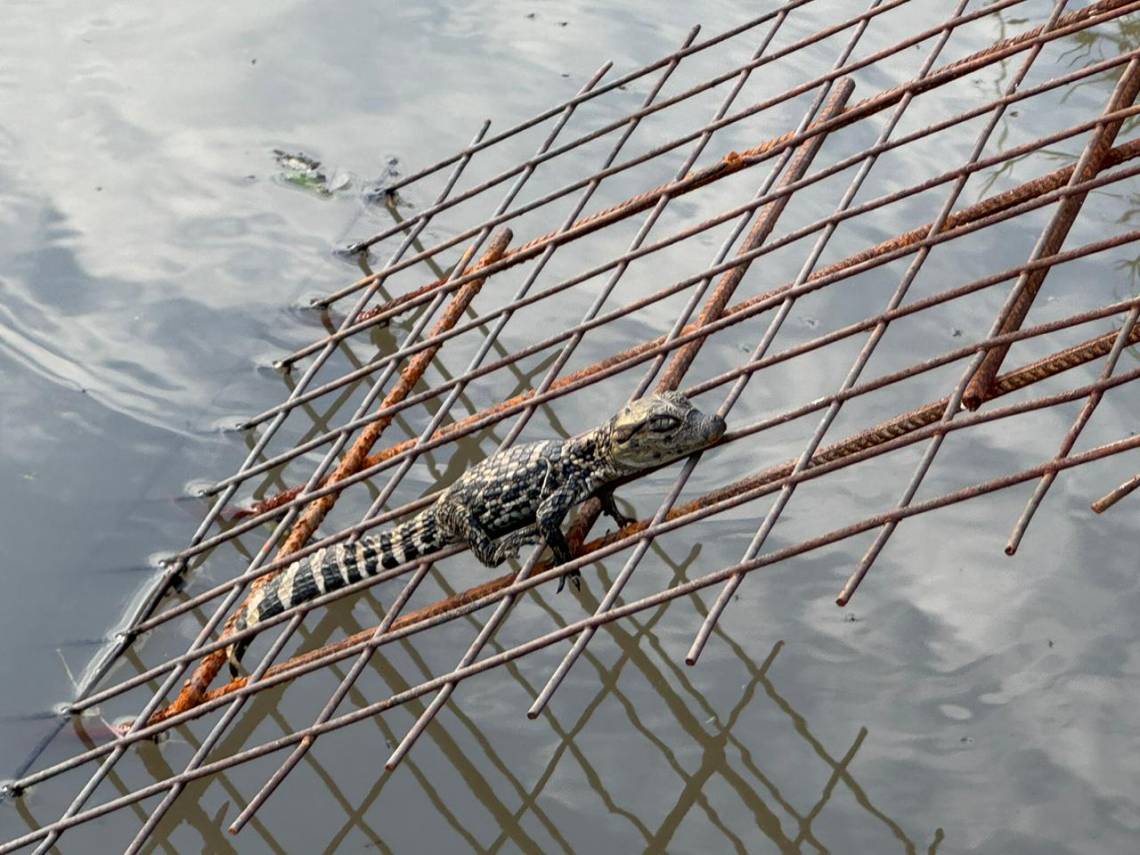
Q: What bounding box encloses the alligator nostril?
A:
[708,415,726,440]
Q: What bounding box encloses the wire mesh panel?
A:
[3,0,1140,850]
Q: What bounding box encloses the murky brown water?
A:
[2,1,1139,852]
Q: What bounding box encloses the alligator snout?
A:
[705,414,727,442]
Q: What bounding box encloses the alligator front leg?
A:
[486,524,542,565]
[536,477,587,592]
[597,487,636,529]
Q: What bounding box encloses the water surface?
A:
[2,1,1139,852]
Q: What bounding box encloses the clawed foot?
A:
[599,491,636,529]
[556,568,581,593]
[609,510,636,529]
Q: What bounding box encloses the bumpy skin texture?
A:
[226,391,725,674]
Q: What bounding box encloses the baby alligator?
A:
[226,391,725,674]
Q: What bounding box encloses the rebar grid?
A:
[836,50,1140,607]
[207,59,1140,500]
[5,1,1140,850]
[19,175,1140,740]
[151,138,1140,596]
[687,0,1079,665]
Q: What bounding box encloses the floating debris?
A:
[272,148,351,197]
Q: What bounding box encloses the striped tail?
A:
[226,511,442,675]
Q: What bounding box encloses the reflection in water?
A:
[68,577,939,852]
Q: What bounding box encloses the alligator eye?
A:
[650,415,681,432]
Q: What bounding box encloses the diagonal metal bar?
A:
[962,57,1140,409]
[1091,469,1140,513]
[837,53,1140,607]
[687,0,1073,664]
[1005,304,1140,553]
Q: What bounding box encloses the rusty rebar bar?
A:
[962,55,1140,409]
[1091,471,1140,512]
[1005,305,1140,553]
